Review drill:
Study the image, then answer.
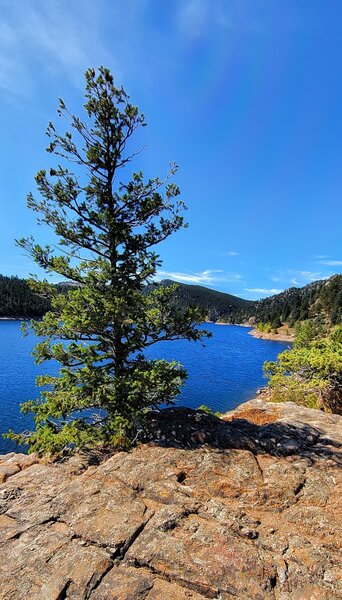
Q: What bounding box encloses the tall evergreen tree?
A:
[8,67,207,454]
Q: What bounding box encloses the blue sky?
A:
[0,0,341,299]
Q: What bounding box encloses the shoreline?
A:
[0,316,31,321]
[248,327,294,343]
[206,320,294,341]
[204,320,250,327]
[216,322,250,327]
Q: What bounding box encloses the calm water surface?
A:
[0,321,290,453]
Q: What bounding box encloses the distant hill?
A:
[251,274,342,327]
[153,275,342,327]
[0,275,50,317]
[0,276,76,318]
[155,279,254,323]
[0,273,341,327]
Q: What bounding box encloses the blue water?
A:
[0,321,290,454]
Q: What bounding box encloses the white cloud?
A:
[245,288,282,295]
[318,260,342,266]
[288,271,321,285]
[227,251,239,256]
[156,269,242,285]
[295,270,320,279]
[270,270,322,287]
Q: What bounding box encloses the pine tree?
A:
[7,67,207,455]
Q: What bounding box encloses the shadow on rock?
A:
[142,407,342,466]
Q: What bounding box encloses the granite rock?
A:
[0,400,341,599]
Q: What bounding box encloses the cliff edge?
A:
[0,400,341,599]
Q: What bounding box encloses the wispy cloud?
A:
[176,0,300,40]
[269,270,322,287]
[289,271,322,285]
[245,288,282,296]
[177,0,259,39]
[0,1,108,96]
[156,269,242,286]
[317,260,342,266]
[177,0,210,39]
[226,251,239,256]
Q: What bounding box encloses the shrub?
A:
[264,326,342,413]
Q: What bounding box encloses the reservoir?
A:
[0,321,290,453]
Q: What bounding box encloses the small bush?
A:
[197,404,222,417]
[264,326,342,413]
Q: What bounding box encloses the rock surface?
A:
[0,399,341,599]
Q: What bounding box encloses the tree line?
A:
[249,275,342,329]
[1,273,341,330]
[0,275,50,317]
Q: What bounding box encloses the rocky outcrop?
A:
[0,400,341,599]
[249,325,295,343]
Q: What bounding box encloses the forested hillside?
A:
[0,273,341,327]
[0,275,50,317]
[151,276,342,327]
[251,274,342,327]
[158,279,254,323]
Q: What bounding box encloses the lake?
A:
[0,321,290,454]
